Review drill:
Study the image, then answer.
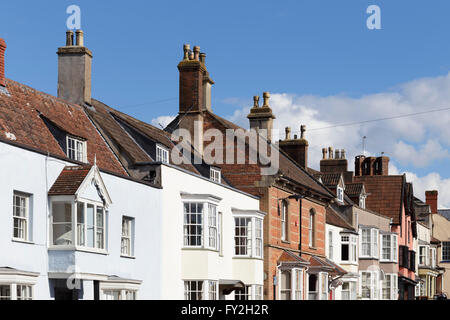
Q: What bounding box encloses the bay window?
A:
[234,215,264,258]
[341,282,356,300]
[341,234,357,263]
[360,270,380,300]
[51,200,107,251]
[360,227,379,259]
[235,285,251,300]
[419,245,429,266]
[235,217,252,256]
[279,268,303,300]
[381,234,398,262]
[382,274,398,300]
[183,201,220,250]
[184,280,218,300]
[0,283,35,300]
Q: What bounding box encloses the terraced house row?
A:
[0,31,448,300]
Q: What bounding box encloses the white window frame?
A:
[359,227,379,259]
[419,245,429,266]
[235,285,251,300]
[341,234,358,263]
[281,202,287,241]
[156,144,169,163]
[254,285,263,300]
[381,273,398,300]
[50,198,108,253]
[328,230,333,260]
[12,192,31,242]
[380,234,398,263]
[359,196,366,209]
[66,136,87,162]
[121,216,134,257]
[309,210,315,248]
[431,247,437,268]
[234,215,264,259]
[210,167,221,183]
[184,280,204,300]
[183,202,205,248]
[337,187,344,203]
[100,282,140,300]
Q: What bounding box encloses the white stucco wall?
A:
[0,141,162,299]
[159,165,264,300]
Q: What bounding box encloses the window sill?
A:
[281,240,290,244]
[48,246,108,255]
[233,256,264,261]
[182,247,219,253]
[12,239,35,245]
[309,246,317,250]
[120,255,136,260]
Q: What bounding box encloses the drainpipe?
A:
[275,263,281,300]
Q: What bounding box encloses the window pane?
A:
[0,285,11,300]
[86,204,95,247]
[77,202,85,246]
[52,202,73,245]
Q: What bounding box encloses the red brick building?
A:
[166,45,344,300]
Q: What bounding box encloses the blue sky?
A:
[1,0,450,205]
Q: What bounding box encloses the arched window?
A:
[309,209,315,248]
[281,201,288,241]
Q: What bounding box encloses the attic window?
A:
[156,145,169,164]
[337,187,344,203]
[210,167,221,183]
[67,136,87,162]
[359,196,366,209]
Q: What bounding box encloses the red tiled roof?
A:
[0,79,126,175]
[48,165,92,195]
[305,255,347,275]
[353,175,405,224]
[278,250,309,265]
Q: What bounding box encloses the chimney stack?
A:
[279,124,309,169]
[0,38,6,88]
[425,190,438,214]
[57,30,92,106]
[247,92,276,141]
[354,155,389,176]
[320,146,349,175]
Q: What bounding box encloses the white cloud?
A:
[151,115,175,129]
[227,72,450,172]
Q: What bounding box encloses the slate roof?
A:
[168,111,334,198]
[353,175,405,224]
[86,99,203,176]
[438,209,450,222]
[326,206,355,231]
[0,79,126,175]
[48,165,92,195]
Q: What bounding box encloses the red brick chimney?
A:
[177,44,214,155]
[279,125,309,168]
[425,190,438,214]
[354,155,389,176]
[0,38,6,87]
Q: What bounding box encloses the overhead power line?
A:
[119,98,178,110]
[289,106,450,134]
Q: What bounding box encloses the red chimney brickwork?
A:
[425,190,438,214]
[0,38,6,87]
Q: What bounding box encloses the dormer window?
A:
[359,196,366,209]
[156,145,169,163]
[210,167,221,183]
[337,187,344,203]
[67,136,86,162]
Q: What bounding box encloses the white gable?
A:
[76,165,112,207]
